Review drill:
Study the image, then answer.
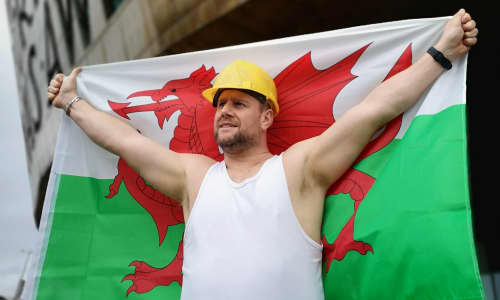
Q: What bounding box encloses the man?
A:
[48,9,477,300]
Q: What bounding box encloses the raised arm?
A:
[289,9,478,190]
[48,68,214,204]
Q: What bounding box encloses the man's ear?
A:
[261,108,274,131]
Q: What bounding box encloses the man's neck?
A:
[224,150,272,166]
[222,145,273,182]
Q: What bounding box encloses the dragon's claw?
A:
[121,248,183,295]
[105,176,122,199]
[105,186,119,199]
[352,241,374,255]
[122,261,159,295]
[125,284,136,297]
[122,273,135,282]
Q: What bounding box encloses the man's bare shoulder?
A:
[180,153,217,176]
[282,137,319,189]
[283,137,318,168]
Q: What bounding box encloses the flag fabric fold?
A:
[25,17,483,300]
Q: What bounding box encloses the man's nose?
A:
[220,102,233,115]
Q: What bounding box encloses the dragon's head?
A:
[127,65,216,104]
[108,65,216,129]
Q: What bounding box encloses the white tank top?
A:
[181,155,324,300]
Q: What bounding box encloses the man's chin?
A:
[216,137,235,148]
[216,133,240,149]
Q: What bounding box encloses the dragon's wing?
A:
[268,44,412,160]
[267,45,370,154]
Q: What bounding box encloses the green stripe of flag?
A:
[36,175,183,299]
[323,104,483,299]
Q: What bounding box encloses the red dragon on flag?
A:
[104,43,412,296]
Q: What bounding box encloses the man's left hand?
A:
[434,9,478,61]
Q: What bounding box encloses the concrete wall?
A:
[5,0,246,216]
[6,0,113,211]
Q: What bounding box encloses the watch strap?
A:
[427,46,452,70]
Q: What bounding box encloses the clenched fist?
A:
[434,9,478,61]
[47,67,82,110]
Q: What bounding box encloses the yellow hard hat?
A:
[202,60,279,115]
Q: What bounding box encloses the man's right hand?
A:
[47,67,82,110]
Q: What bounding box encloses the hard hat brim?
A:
[202,87,218,104]
[202,86,279,115]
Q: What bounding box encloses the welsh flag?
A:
[26,17,484,299]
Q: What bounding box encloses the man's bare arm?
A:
[290,9,478,190]
[48,68,213,203]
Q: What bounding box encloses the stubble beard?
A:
[215,128,257,153]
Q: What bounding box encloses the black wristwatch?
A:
[427,47,452,70]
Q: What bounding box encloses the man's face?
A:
[213,89,268,152]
